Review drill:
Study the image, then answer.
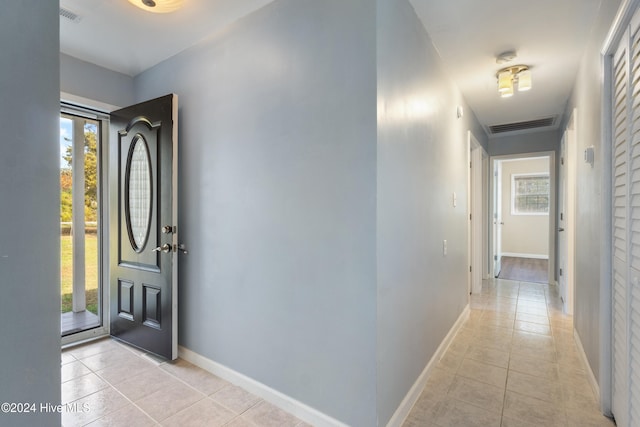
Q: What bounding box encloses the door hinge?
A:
[470,162,472,168]
[470,213,472,220]
[560,212,563,221]
[470,266,472,272]
[494,255,498,261]
[559,268,563,277]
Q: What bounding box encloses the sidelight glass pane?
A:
[126,136,152,251]
[84,122,99,314]
[60,114,101,336]
[60,117,73,311]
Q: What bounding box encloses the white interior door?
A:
[611,28,629,426]
[493,160,503,277]
[610,12,640,425]
[469,134,484,294]
[558,134,568,307]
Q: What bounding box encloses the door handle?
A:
[152,243,172,253]
[176,244,188,254]
[558,228,565,232]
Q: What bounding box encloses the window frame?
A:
[510,172,550,216]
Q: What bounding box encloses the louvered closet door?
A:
[630,12,640,425]
[612,25,629,427]
[612,8,640,426]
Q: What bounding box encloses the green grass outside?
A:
[61,233,99,314]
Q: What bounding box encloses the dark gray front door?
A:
[109,94,179,360]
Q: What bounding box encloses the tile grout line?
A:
[500,281,521,426]
[69,341,274,427]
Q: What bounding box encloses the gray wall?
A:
[489,129,560,156]
[376,0,487,424]
[61,53,135,108]
[562,0,621,383]
[134,0,377,425]
[0,1,61,425]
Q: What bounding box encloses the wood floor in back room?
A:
[497,256,548,284]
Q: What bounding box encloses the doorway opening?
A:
[60,104,109,341]
[490,153,555,285]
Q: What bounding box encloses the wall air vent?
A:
[488,116,556,134]
[60,7,82,23]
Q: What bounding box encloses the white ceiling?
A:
[60,0,606,134]
[60,0,276,76]
[409,0,604,131]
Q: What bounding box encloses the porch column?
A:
[72,119,86,312]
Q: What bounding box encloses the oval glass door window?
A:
[126,135,152,252]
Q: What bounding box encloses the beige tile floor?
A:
[403,279,616,427]
[62,279,615,427]
[61,339,311,426]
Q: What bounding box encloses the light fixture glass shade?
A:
[498,70,512,93]
[500,85,514,98]
[127,0,184,13]
[518,69,532,91]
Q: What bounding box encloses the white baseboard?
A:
[385,305,471,427]
[500,252,549,260]
[179,346,348,427]
[574,328,600,403]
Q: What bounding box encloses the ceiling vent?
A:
[488,116,556,135]
[60,7,82,23]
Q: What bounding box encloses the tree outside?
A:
[60,122,98,223]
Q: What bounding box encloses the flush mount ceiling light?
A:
[496,50,517,65]
[496,64,532,98]
[127,0,184,13]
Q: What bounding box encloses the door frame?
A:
[489,151,557,283]
[483,152,490,279]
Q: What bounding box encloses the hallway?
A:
[403,279,614,427]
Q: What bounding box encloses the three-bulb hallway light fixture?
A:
[496,51,532,98]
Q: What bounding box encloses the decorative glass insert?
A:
[512,173,549,214]
[126,135,152,251]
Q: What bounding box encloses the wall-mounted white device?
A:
[584,146,594,167]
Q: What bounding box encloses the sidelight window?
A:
[60,106,106,338]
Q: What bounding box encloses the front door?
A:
[109,94,179,360]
